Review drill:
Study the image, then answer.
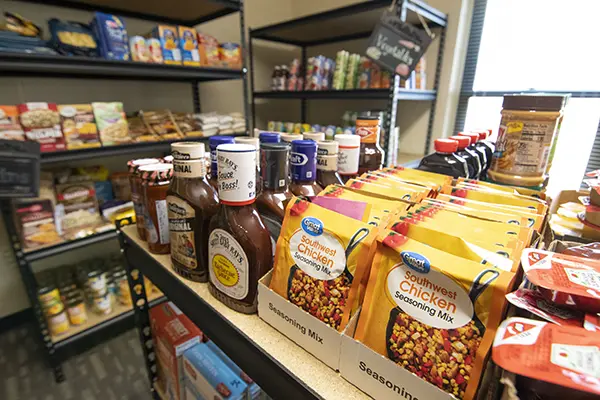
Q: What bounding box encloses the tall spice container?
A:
[335,134,360,182]
[139,163,173,254]
[208,144,272,313]
[167,142,219,282]
[128,158,161,240]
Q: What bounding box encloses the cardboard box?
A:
[257,270,345,371]
[14,199,61,249]
[150,302,202,400]
[18,102,65,152]
[178,26,200,67]
[58,104,101,150]
[150,25,182,65]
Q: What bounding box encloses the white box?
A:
[257,270,345,370]
[340,310,455,400]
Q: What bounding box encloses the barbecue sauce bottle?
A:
[316,140,343,187]
[167,142,219,282]
[208,144,272,314]
[208,136,235,192]
[289,139,322,198]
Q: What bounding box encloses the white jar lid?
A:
[334,134,360,147]
[171,142,205,160]
[317,140,338,155]
[235,137,260,148]
[280,133,303,142]
[303,131,325,142]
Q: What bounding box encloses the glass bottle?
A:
[316,140,343,187]
[356,116,385,175]
[138,163,173,254]
[289,139,322,198]
[127,158,161,240]
[335,134,360,183]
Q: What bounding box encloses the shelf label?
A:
[0,140,40,198]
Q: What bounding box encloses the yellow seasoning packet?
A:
[355,230,515,399]
[441,185,547,215]
[383,166,453,188]
[360,172,438,197]
[346,178,426,203]
[456,178,546,199]
[270,197,377,331]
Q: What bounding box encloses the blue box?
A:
[150,25,181,65]
[91,12,129,60]
[206,341,263,399]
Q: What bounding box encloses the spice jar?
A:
[47,310,70,336]
[66,296,87,325]
[139,163,173,254]
[128,158,161,240]
[356,116,385,175]
[92,292,112,315]
[489,94,567,187]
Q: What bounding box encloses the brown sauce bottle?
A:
[356,116,385,175]
[167,142,219,282]
[316,140,343,187]
[138,163,173,254]
[208,143,272,314]
[289,139,322,197]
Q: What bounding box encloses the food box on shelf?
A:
[257,270,345,371]
[149,25,181,65]
[18,102,65,152]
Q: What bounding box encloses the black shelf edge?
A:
[462,90,600,98]
[121,234,321,400]
[24,230,118,262]
[253,89,436,101]
[41,134,248,164]
[0,53,244,82]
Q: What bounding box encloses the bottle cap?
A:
[290,140,317,182]
[138,163,173,183]
[235,137,259,147]
[317,140,338,155]
[449,135,470,150]
[259,131,281,143]
[209,136,236,178]
[334,134,360,147]
[127,158,161,174]
[260,143,290,190]
[303,131,325,142]
[162,155,173,163]
[434,138,458,153]
[216,144,257,205]
[280,133,303,143]
[458,132,479,145]
[171,142,205,160]
[476,131,488,141]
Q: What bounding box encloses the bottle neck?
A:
[173,159,206,178]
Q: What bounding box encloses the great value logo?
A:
[290,152,308,166]
[301,217,323,236]
[400,251,430,273]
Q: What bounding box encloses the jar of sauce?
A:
[289,140,322,197]
[139,163,173,254]
[316,140,343,187]
[335,134,360,182]
[256,142,293,249]
[208,143,272,314]
[208,136,235,192]
[303,131,325,142]
[259,131,280,143]
[356,116,385,174]
[127,158,161,240]
[167,142,219,283]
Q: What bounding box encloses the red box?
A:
[150,302,202,400]
[18,102,66,152]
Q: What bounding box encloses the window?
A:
[455,0,600,195]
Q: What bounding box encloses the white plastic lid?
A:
[303,132,325,142]
[334,134,360,147]
[235,137,260,148]
[280,133,303,143]
[317,140,338,155]
[171,142,205,160]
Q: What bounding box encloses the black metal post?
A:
[192,80,201,113]
[425,25,446,154]
[0,200,64,382]
[300,46,307,123]
[249,30,256,132]
[239,0,250,135]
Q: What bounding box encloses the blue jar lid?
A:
[259,131,281,143]
[290,140,317,182]
[209,136,236,150]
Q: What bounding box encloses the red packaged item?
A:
[197,32,219,66]
[18,103,65,152]
[584,313,600,332]
[505,288,584,327]
[150,302,202,400]
[522,248,600,313]
[563,242,600,260]
[493,317,600,398]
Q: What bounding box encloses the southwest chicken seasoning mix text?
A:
[270,198,374,331]
[355,230,514,399]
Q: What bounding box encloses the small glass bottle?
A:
[356,116,385,175]
[208,136,235,192]
[208,144,272,314]
[128,158,161,240]
[138,163,173,254]
[335,134,361,183]
[418,138,469,178]
[289,140,322,198]
[316,140,343,187]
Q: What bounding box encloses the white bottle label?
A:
[217,148,256,204]
[317,154,338,172]
[338,145,360,175]
[208,229,249,300]
[173,159,206,178]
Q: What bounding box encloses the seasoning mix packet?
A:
[361,171,439,196]
[346,178,427,203]
[383,166,453,188]
[455,178,546,199]
[355,230,514,399]
[270,197,377,331]
[441,185,547,215]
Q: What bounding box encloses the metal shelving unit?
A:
[249,0,447,162]
[1,0,249,383]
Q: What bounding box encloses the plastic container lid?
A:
[259,131,281,143]
[303,131,325,142]
[280,133,303,143]
[434,138,458,153]
[171,142,205,160]
[127,158,161,174]
[236,137,259,148]
[449,135,470,150]
[317,140,338,155]
[458,132,480,145]
[334,134,360,147]
[476,130,488,141]
[209,135,235,150]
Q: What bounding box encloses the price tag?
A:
[0,140,40,198]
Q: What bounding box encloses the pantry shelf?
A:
[253,89,437,101]
[0,53,244,82]
[119,224,369,400]
[23,230,118,262]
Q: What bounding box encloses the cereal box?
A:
[0,105,25,141]
[58,104,101,150]
[18,103,65,152]
[150,25,181,65]
[147,38,163,63]
[178,26,199,67]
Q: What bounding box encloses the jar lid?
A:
[449,135,470,150]
[502,94,567,111]
[458,132,479,145]
[434,138,458,153]
[280,133,303,143]
[259,131,281,143]
[162,155,174,163]
[235,137,259,148]
[303,132,325,142]
[334,134,360,147]
[356,115,380,121]
[138,163,173,183]
[38,284,57,295]
[260,142,290,152]
[127,158,161,174]
[209,136,235,150]
[317,140,338,155]
[171,142,205,160]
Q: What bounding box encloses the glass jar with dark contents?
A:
[139,163,173,254]
[316,140,343,187]
[127,158,161,240]
[355,116,385,174]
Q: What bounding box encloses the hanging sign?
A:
[0,140,40,198]
[365,5,434,78]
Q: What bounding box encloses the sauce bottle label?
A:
[167,195,197,269]
[208,229,249,300]
[355,121,378,144]
[217,149,256,205]
[145,200,170,244]
[338,145,360,175]
[317,154,338,171]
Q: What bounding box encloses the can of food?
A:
[86,269,107,297]
[47,310,70,336]
[489,94,567,187]
[92,293,112,315]
[66,297,87,325]
[118,278,132,306]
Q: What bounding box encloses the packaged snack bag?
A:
[270,197,377,331]
[493,317,600,398]
[388,218,516,271]
[505,288,584,327]
[441,185,547,215]
[346,179,425,203]
[522,248,600,313]
[355,230,514,399]
[383,166,453,188]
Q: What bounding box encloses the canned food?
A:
[86,270,107,297]
[47,310,70,336]
[66,297,87,325]
[92,293,112,315]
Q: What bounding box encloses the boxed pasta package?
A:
[58,104,101,150]
[18,102,65,152]
[92,102,131,145]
